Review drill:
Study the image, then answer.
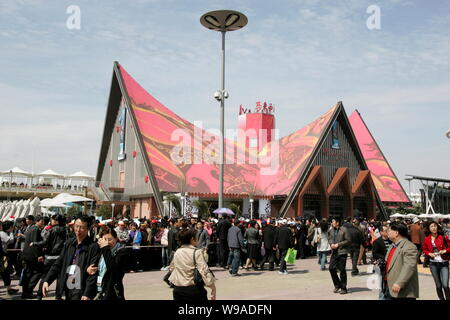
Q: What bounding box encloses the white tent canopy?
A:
[67,171,94,180]
[52,193,93,203]
[390,213,406,218]
[37,169,64,178]
[1,167,33,177]
[40,198,69,208]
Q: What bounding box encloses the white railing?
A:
[0,185,88,194]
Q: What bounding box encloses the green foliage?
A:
[166,194,181,217]
[96,205,112,220]
[228,203,242,219]
[66,205,80,219]
[385,203,423,218]
[192,200,211,219]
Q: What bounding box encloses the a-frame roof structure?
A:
[278,103,387,218]
[349,110,410,204]
[96,62,390,218]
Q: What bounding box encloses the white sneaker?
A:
[278,271,284,275]
[160,267,165,271]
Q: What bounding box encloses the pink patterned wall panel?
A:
[119,64,336,196]
[349,111,410,203]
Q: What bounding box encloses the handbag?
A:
[284,248,297,264]
[441,236,450,260]
[193,249,215,287]
[193,249,205,287]
[163,270,174,288]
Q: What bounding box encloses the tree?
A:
[166,194,181,218]
[192,200,211,219]
[66,205,80,219]
[96,205,112,220]
[229,203,242,219]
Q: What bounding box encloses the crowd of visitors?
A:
[1,212,449,300]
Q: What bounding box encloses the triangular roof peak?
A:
[349,109,410,203]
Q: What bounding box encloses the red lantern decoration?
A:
[144,176,149,183]
[116,126,120,133]
[110,160,113,167]
[133,151,137,158]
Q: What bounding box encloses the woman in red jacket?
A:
[422,221,450,300]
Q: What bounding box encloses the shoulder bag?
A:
[193,249,215,287]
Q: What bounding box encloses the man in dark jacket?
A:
[21,216,45,299]
[328,216,351,294]
[227,220,244,276]
[344,218,365,276]
[216,215,232,268]
[296,219,308,259]
[32,214,67,300]
[275,220,294,275]
[195,221,209,249]
[259,220,278,271]
[42,216,100,300]
[167,219,182,264]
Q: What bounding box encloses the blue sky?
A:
[1,0,449,194]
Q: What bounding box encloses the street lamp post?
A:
[405,177,413,198]
[8,170,12,202]
[200,10,248,209]
[180,194,185,218]
[111,203,115,220]
[249,198,254,220]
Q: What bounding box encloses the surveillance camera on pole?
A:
[214,90,229,101]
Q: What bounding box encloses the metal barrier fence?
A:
[5,243,221,270]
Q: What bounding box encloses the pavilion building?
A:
[93,62,411,220]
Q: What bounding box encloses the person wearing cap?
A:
[114,221,129,244]
[408,217,424,265]
[274,219,294,275]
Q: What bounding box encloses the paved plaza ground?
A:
[0,256,440,300]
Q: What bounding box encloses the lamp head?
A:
[200,10,248,32]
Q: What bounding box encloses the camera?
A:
[214,91,222,101]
